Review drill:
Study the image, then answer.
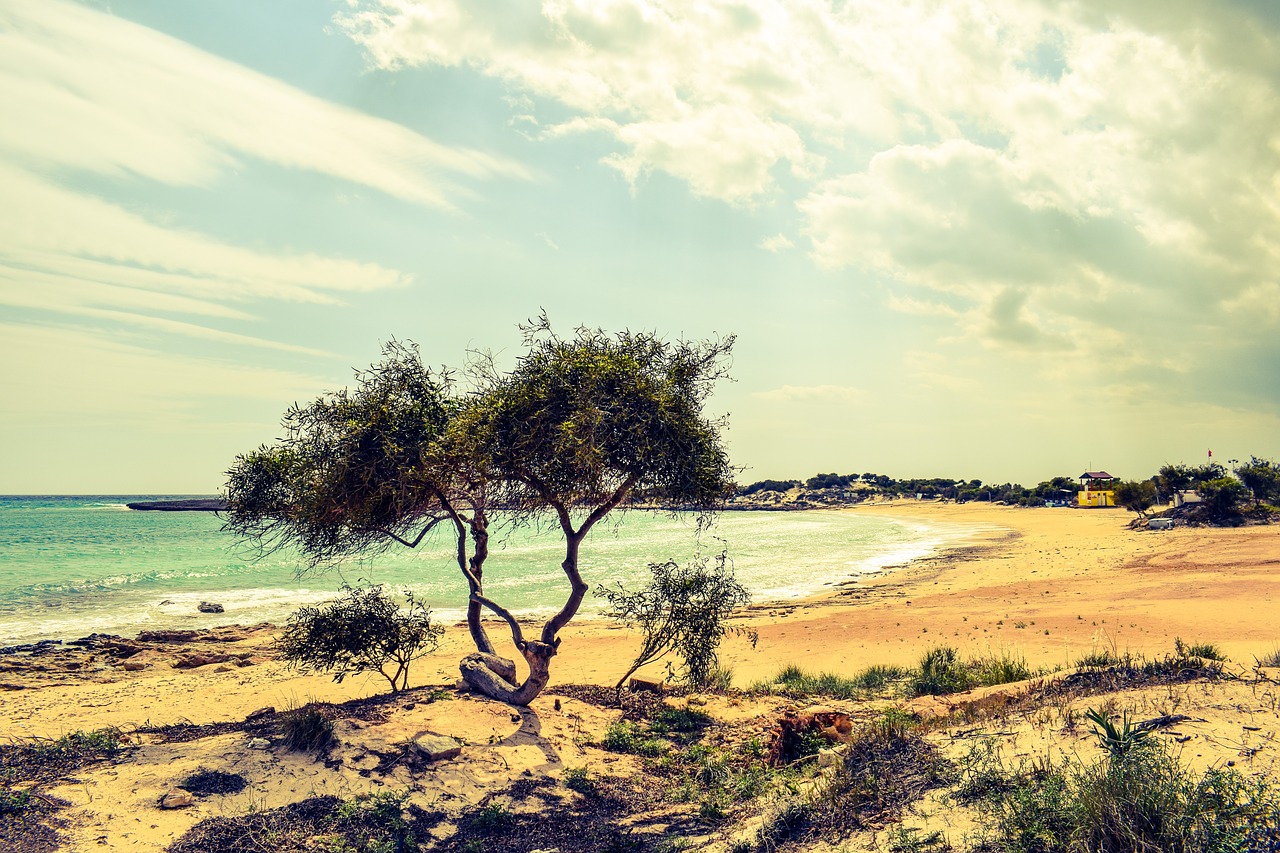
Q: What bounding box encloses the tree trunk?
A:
[459,641,555,706]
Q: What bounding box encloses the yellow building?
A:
[1077,471,1117,508]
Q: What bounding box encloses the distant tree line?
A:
[739,456,1280,521]
[737,472,1081,507]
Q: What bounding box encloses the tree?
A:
[225,322,735,706]
[448,320,735,703]
[598,551,757,690]
[1198,477,1250,522]
[1113,480,1157,519]
[275,585,443,693]
[1235,457,1280,507]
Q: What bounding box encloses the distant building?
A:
[1077,471,1117,508]
[1173,490,1202,507]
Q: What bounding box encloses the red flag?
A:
[1208,449,1213,458]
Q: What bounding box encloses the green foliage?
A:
[1113,479,1158,517]
[561,766,596,795]
[649,706,714,734]
[752,663,910,699]
[224,341,456,568]
[601,720,669,757]
[1175,637,1225,662]
[1076,649,1122,668]
[0,783,30,816]
[1199,476,1251,520]
[910,647,972,696]
[739,479,799,495]
[470,802,515,834]
[1085,708,1152,760]
[964,731,1280,853]
[1236,456,1280,506]
[275,584,442,693]
[461,319,736,513]
[281,704,335,753]
[886,827,949,852]
[599,551,756,690]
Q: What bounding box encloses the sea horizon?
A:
[0,495,987,646]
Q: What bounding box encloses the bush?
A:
[601,721,668,757]
[967,714,1280,852]
[910,647,972,696]
[275,584,442,692]
[281,704,335,753]
[598,551,756,690]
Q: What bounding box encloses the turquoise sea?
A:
[0,496,982,645]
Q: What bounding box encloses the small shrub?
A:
[886,827,949,852]
[281,704,335,753]
[971,734,1280,853]
[1085,707,1152,760]
[1258,647,1280,668]
[752,663,907,699]
[562,766,595,796]
[0,785,31,816]
[601,721,668,757]
[1076,649,1120,669]
[970,649,1033,687]
[471,802,515,834]
[1175,638,1226,661]
[599,551,757,690]
[650,706,713,734]
[909,647,971,696]
[275,584,442,693]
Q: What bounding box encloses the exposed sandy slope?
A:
[4,502,1279,851]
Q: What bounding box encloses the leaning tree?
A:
[224,322,735,705]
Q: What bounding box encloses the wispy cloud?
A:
[339,0,1280,386]
[758,234,794,253]
[0,0,534,359]
[754,384,866,403]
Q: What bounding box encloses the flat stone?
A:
[248,737,271,749]
[159,789,194,809]
[413,734,463,762]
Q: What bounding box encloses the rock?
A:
[248,737,271,749]
[197,602,225,614]
[628,676,665,694]
[413,734,463,762]
[122,659,149,672]
[213,665,233,672]
[136,630,198,644]
[817,747,844,768]
[245,706,274,720]
[159,789,194,809]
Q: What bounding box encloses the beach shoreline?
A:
[5,500,1279,737]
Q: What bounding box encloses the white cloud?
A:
[338,0,1280,376]
[0,0,532,207]
[0,0,536,359]
[754,384,866,403]
[758,234,794,253]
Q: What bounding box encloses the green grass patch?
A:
[752,662,910,699]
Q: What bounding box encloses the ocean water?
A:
[0,496,982,645]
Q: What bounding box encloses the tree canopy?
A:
[224,321,736,705]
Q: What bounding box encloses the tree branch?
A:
[471,592,526,650]
[376,514,447,549]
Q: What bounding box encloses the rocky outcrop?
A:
[126,499,227,512]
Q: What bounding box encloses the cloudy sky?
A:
[3,0,1279,493]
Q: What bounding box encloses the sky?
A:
[2,0,1279,494]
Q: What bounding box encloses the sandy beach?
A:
[4,501,1279,851]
